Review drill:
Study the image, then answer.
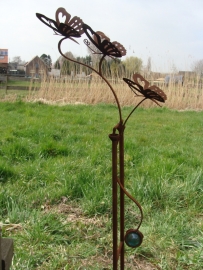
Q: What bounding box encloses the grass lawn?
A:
[7,79,41,87]
[0,101,202,269]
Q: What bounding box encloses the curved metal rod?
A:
[123,97,147,126]
[117,177,143,230]
[58,38,123,122]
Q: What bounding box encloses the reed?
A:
[27,72,203,110]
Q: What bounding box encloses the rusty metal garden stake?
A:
[109,133,119,269]
[119,125,125,270]
[36,8,167,269]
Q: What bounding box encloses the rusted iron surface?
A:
[83,24,126,57]
[123,73,167,104]
[36,8,84,44]
[36,7,167,270]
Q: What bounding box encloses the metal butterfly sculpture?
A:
[123,73,167,106]
[83,24,126,58]
[36,8,126,59]
[36,8,84,44]
[36,7,167,270]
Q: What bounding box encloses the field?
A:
[0,100,203,269]
[0,78,40,101]
[0,74,203,110]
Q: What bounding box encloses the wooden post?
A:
[0,227,14,270]
[5,75,8,94]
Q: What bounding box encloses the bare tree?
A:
[146,57,151,73]
[12,56,25,64]
[171,62,178,74]
[192,59,203,75]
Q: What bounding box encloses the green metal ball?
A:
[125,229,143,248]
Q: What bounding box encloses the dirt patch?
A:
[43,196,108,226]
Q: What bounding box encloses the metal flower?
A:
[123,74,167,104]
[83,24,126,58]
[36,7,84,44]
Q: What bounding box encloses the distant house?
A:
[178,71,196,78]
[7,62,25,76]
[75,72,86,78]
[8,62,18,70]
[24,56,50,78]
[48,68,60,77]
[165,75,184,86]
[0,49,8,74]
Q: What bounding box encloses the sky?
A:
[1,0,203,73]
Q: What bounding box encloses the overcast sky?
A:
[1,0,203,73]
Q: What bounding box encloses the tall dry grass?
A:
[27,73,203,110]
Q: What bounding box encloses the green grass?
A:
[6,80,28,86]
[0,101,203,269]
[7,79,40,87]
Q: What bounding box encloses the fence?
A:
[0,75,40,92]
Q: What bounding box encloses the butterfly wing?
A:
[55,8,84,36]
[96,31,110,41]
[123,77,167,103]
[55,8,71,26]
[101,40,122,57]
[112,42,126,57]
[146,85,167,102]
[133,74,149,89]
[83,24,102,48]
[58,23,81,38]
[83,24,126,57]
[68,16,84,36]
[123,78,143,95]
[37,10,83,42]
[36,13,59,33]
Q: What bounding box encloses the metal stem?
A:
[58,39,123,123]
[118,125,125,269]
[109,133,120,269]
